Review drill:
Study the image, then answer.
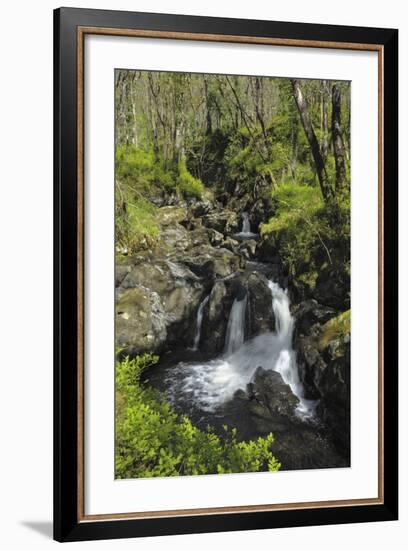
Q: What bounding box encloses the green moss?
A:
[298,271,318,292]
[319,310,351,349]
[116,144,177,193]
[177,159,204,199]
[261,183,324,235]
[115,354,281,479]
[259,184,350,310]
[116,198,159,253]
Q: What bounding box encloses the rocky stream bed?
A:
[116,200,350,471]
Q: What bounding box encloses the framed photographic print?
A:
[54,7,398,542]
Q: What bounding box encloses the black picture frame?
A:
[54,7,398,542]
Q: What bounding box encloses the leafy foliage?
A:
[261,183,350,308]
[115,196,159,254]
[115,146,205,252]
[262,183,324,233]
[115,354,281,479]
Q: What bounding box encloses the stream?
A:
[144,215,348,471]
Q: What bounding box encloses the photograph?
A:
[114,69,351,479]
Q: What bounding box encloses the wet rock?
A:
[294,311,351,456]
[246,272,275,336]
[200,281,234,354]
[246,367,300,431]
[250,197,273,230]
[238,239,257,260]
[191,200,214,217]
[296,338,327,400]
[293,299,336,338]
[207,228,224,247]
[159,224,192,253]
[202,209,239,235]
[181,245,245,280]
[119,259,205,351]
[121,259,200,296]
[315,269,350,310]
[316,338,350,454]
[221,237,240,255]
[256,231,279,262]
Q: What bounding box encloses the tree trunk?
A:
[130,73,138,147]
[331,84,348,192]
[321,80,330,159]
[291,79,333,202]
[203,77,212,135]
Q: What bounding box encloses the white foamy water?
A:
[234,212,257,238]
[166,279,317,418]
[224,294,247,355]
[242,212,251,234]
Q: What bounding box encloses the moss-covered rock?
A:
[116,287,167,356]
[318,310,350,350]
[294,308,351,458]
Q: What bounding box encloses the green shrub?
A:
[115,354,281,479]
[261,183,324,234]
[261,183,350,307]
[177,159,204,199]
[116,145,177,193]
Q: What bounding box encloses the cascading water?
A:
[192,295,209,351]
[235,212,256,238]
[164,278,316,418]
[241,212,251,234]
[224,294,247,355]
[267,281,317,417]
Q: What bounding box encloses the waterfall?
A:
[241,212,251,234]
[224,294,247,355]
[167,279,316,418]
[235,212,256,238]
[192,295,209,351]
[267,281,308,410]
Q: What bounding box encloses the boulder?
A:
[121,259,200,297]
[156,205,188,226]
[238,239,257,260]
[316,338,350,453]
[119,259,205,350]
[207,228,224,247]
[246,272,275,337]
[181,245,245,280]
[159,224,192,253]
[221,237,240,255]
[116,286,167,356]
[200,281,233,354]
[295,337,327,400]
[246,367,300,431]
[293,299,336,338]
[202,209,239,235]
[294,310,351,455]
[315,266,350,310]
[191,200,214,218]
